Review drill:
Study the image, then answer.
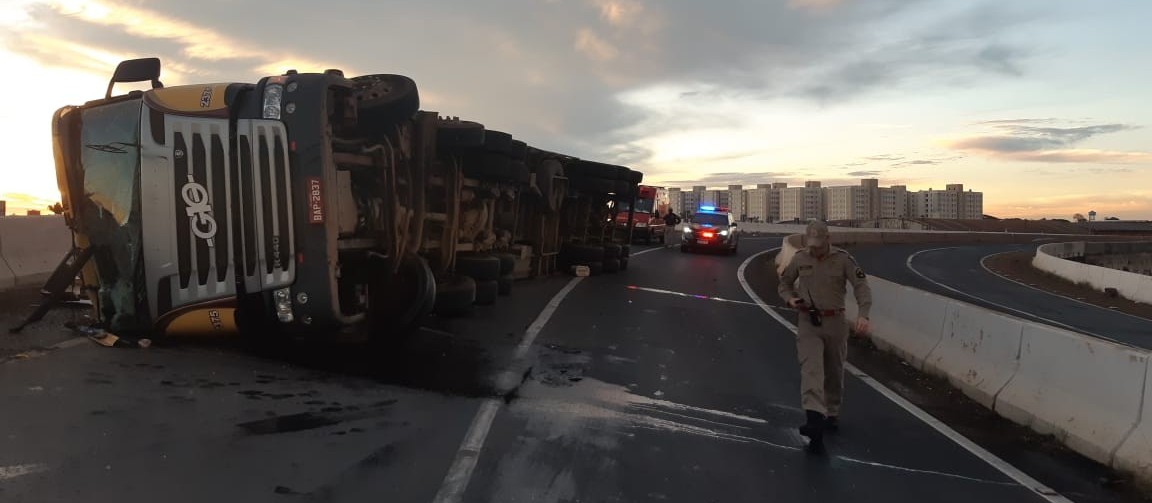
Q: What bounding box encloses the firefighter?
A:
[778,219,872,452]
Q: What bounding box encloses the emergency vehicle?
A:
[680,206,739,254]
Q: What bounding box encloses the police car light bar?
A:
[699,205,716,211]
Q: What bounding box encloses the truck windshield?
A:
[618,198,656,214]
[76,99,150,334]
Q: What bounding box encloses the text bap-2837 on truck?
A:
[46,58,644,344]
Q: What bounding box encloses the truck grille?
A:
[237,123,295,292]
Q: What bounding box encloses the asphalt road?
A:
[0,238,1129,502]
[848,243,1152,349]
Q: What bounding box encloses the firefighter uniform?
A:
[778,238,872,424]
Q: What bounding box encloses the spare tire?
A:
[587,261,604,276]
[568,244,604,263]
[456,254,501,281]
[483,130,513,153]
[352,74,420,126]
[603,258,621,273]
[434,276,476,317]
[507,140,528,160]
[571,160,627,180]
[475,279,499,305]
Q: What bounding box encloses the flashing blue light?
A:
[699,205,716,211]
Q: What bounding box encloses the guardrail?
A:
[1034,241,1152,304]
[778,234,1152,487]
[0,215,72,292]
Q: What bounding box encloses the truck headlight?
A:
[274,287,295,323]
[263,83,284,119]
[720,230,729,236]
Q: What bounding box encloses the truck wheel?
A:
[435,276,476,317]
[493,253,517,275]
[569,176,615,194]
[570,244,604,263]
[587,261,604,276]
[475,279,499,305]
[571,160,627,180]
[483,130,513,153]
[456,254,502,281]
[437,120,485,149]
[603,244,622,259]
[603,258,621,273]
[498,274,514,296]
[366,253,436,339]
[508,140,528,161]
[352,74,420,126]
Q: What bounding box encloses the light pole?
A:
[1088,210,1096,235]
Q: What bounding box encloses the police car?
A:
[680,206,740,254]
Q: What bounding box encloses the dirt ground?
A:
[983,251,1152,321]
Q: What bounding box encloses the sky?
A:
[0,0,1149,219]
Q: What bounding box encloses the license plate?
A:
[698,240,710,245]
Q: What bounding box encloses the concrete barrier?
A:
[0,216,72,290]
[847,278,948,370]
[1114,360,1152,485]
[995,324,1149,465]
[1034,241,1152,304]
[921,302,1023,408]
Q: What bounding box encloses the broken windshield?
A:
[77,99,151,334]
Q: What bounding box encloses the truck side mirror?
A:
[107,58,164,99]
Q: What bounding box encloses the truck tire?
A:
[569,244,604,263]
[498,274,514,296]
[475,279,499,305]
[569,176,615,194]
[587,261,604,276]
[620,257,629,270]
[437,120,485,149]
[507,140,528,160]
[483,130,513,153]
[603,244,622,259]
[493,253,517,275]
[571,160,626,180]
[456,254,501,281]
[603,258,621,273]
[366,252,436,338]
[435,276,476,317]
[352,74,420,126]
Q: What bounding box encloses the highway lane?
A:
[849,243,1152,349]
[0,239,1119,502]
[457,238,1055,503]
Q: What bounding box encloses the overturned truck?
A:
[43,58,642,342]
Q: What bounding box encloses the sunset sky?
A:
[1,0,1149,219]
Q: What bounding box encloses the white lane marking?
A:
[432,277,585,503]
[738,248,1074,503]
[625,285,759,307]
[980,251,1152,324]
[629,246,663,257]
[906,247,1122,344]
[0,463,49,481]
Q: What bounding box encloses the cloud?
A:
[948,120,1149,163]
[788,0,846,12]
[846,170,883,177]
[864,154,904,161]
[989,191,1152,220]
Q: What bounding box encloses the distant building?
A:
[0,200,6,217]
[880,185,911,219]
[727,185,746,220]
[26,210,41,216]
[667,188,683,216]
[781,182,825,222]
[913,184,983,220]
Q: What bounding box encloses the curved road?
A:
[848,243,1152,349]
[0,238,1131,502]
